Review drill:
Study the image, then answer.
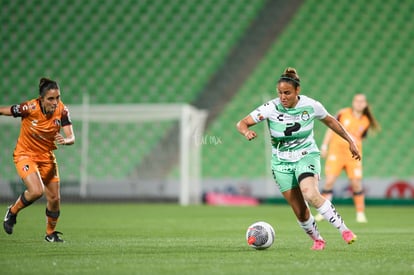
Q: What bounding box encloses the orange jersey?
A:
[328,108,370,153]
[325,108,370,179]
[11,98,72,162]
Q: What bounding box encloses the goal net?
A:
[0,96,208,206]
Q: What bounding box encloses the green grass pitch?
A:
[0,203,413,275]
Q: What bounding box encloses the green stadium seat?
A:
[2,0,412,183]
[202,0,414,179]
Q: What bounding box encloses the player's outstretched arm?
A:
[0,106,12,116]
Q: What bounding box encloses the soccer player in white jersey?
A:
[236,67,360,250]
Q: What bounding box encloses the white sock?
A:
[298,215,323,241]
[317,199,349,232]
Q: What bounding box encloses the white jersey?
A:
[250,95,328,161]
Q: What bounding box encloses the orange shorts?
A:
[324,151,362,179]
[14,156,60,184]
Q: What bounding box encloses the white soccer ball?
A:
[246,221,275,250]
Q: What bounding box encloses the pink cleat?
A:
[342,230,357,244]
[311,239,326,250]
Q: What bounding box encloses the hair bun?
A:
[39,77,52,88]
[282,67,299,80]
[284,67,297,75]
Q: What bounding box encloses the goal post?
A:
[67,95,208,205]
[0,95,208,205]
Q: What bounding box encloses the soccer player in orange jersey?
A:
[0,77,75,242]
[315,94,380,223]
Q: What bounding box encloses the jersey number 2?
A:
[284,122,301,136]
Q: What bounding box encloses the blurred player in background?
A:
[315,94,380,223]
[236,67,360,250]
[0,77,75,242]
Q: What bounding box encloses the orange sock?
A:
[353,192,365,213]
[10,192,33,215]
[46,217,58,235]
[45,209,60,235]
